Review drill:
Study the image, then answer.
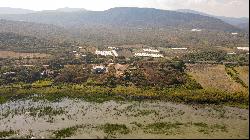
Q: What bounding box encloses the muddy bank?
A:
[0,98,248,139]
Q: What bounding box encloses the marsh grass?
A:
[0,130,16,138]
[225,66,248,88]
[0,85,248,108]
[52,125,85,139]
[143,122,183,135]
[99,123,130,135]
[130,122,143,127]
[193,122,228,134]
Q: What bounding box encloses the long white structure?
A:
[227,52,236,55]
[191,29,202,32]
[134,53,163,58]
[95,50,118,57]
[237,47,249,51]
[112,50,118,57]
[95,50,113,56]
[171,48,187,50]
[143,48,159,53]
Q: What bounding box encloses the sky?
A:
[0,0,249,18]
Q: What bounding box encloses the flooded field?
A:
[0,98,248,139]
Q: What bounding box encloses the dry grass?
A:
[234,66,249,86]
[0,51,51,58]
[186,64,246,92]
[114,64,129,77]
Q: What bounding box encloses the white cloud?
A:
[0,0,248,17]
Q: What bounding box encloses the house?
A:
[41,70,54,76]
[112,50,118,57]
[3,72,16,75]
[92,65,107,74]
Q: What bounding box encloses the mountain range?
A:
[177,9,249,31]
[0,7,245,32]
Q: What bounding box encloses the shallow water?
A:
[0,98,248,139]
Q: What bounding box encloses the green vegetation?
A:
[183,49,227,62]
[0,84,248,108]
[52,125,85,139]
[53,127,78,139]
[1,106,66,119]
[143,122,183,134]
[32,79,53,88]
[100,123,130,135]
[225,66,248,88]
[130,122,143,127]
[132,109,159,117]
[28,106,65,117]
[143,122,228,135]
[183,49,249,64]
[0,130,16,138]
[193,122,228,134]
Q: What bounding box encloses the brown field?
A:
[235,66,249,86]
[186,64,248,92]
[0,51,51,58]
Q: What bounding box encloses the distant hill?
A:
[0,19,72,41]
[177,9,249,31]
[0,7,35,14]
[55,7,87,12]
[237,22,249,32]
[0,7,241,32]
[0,32,64,52]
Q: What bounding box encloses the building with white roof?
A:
[237,47,249,51]
[191,29,202,32]
[95,50,113,56]
[143,48,159,53]
[134,53,163,58]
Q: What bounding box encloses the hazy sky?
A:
[0,0,249,17]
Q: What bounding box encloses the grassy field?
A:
[186,64,248,92]
[0,84,248,108]
[0,50,51,58]
[234,66,249,86]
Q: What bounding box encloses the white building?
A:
[191,29,202,32]
[237,47,249,51]
[171,48,187,50]
[95,50,113,56]
[92,65,107,74]
[231,32,238,35]
[227,52,236,55]
[108,47,117,50]
[95,50,118,57]
[112,50,118,57]
[134,53,163,58]
[143,48,159,53]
